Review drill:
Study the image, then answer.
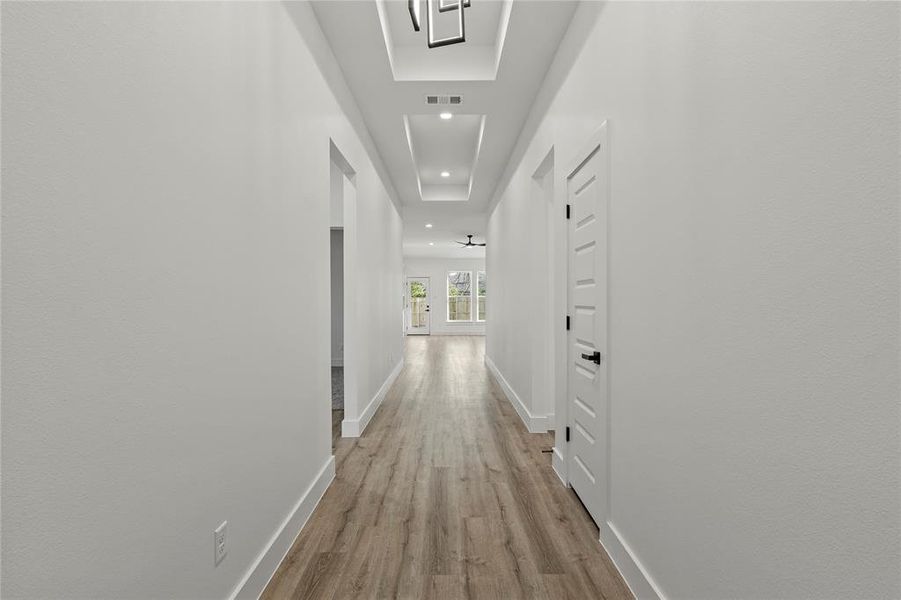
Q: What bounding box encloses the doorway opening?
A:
[406,276,431,335]
[330,228,344,442]
[329,140,356,445]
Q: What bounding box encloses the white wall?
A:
[0,2,402,599]
[344,165,405,437]
[486,155,557,431]
[404,257,486,336]
[488,2,900,599]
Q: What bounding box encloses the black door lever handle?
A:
[581,351,602,364]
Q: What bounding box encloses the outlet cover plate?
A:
[214,521,227,566]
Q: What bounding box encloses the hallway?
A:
[262,336,630,599]
[2,2,898,598]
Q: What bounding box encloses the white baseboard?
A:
[600,520,665,600]
[484,355,551,433]
[530,412,552,432]
[552,446,567,486]
[230,455,336,600]
[538,411,555,432]
[430,331,485,336]
[342,358,403,438]
[331,358,343,367]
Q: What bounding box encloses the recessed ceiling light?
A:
[441,171,450,178]
[439,112,453,120]
[425,223,433,228]
[428,242,435,246]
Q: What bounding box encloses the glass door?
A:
[406,277,430,335]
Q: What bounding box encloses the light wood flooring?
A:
[262,336,631,600]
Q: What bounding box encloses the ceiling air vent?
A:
[425,94,463,105]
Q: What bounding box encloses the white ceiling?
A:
[310,0,578,257]
[388,0,504,47]
[406,113,483,202]
[380,0,510,81]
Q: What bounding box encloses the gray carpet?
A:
[331,367,344,410]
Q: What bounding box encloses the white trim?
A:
[600,521,665,600]
[529,148,556,438]
[341,358,403,438]
[443,321,485,326]
[476,270,487,322]
[430,331,484,336]
[466,118,487,202]
[402,116,424,201]
[229,455,336,600]
[331,140,362,439]
[534,413,553,432]
[485,356,553,433]
[551,446,567,486]
[492,0,514,75]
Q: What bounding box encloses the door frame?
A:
[530,147,556,433]
[559,121,610,521]
[406,276,431,335]
[330,139,360,438]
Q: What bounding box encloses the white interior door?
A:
[566,132,608,526]
[406,277,431,335]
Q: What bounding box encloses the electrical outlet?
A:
[214,521,227,566]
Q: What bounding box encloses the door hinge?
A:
[565,426,571,442]
[566,204,571,219]
[566,315,571,330]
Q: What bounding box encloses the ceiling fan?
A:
[456,234,486,248]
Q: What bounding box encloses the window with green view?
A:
[447,271,472,321]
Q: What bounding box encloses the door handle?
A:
[581,351,602,364]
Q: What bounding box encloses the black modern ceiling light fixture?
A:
[456,234,486,248]
[409,0,471,49]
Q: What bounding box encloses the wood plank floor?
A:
[262,336,631,600]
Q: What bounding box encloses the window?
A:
[446,271,486,323]
[447,271,472,321]
[477,271,486,321]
